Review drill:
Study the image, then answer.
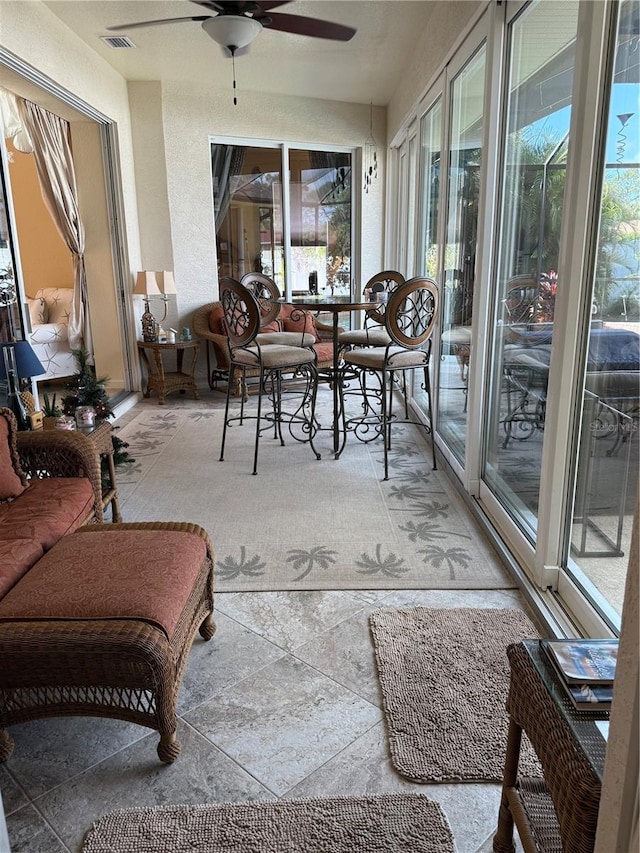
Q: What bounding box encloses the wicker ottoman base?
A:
[0,522,215,764]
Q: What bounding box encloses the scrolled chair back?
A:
[363,270,405,325]
[385,276,439,350]
[240,272,281,327]
[503,275,539,325]
[219,277,261,349]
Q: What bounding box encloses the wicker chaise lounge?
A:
[0,521,215,763]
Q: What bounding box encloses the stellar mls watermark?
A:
[590,420,637,434]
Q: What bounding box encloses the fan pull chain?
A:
[232,50,238,106]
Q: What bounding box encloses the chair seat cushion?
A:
[234,344,316,369]
[0,478,95,551]
[339,327,391,346]
[256,331,316,347]
[344,346,428,370]
[0,529,208,640]
[0,538,45,599]
[314,341,334,365]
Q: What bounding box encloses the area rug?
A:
[113,388,515,592]
[369,607,542,782]
[82,793,454,852]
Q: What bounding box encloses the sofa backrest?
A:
[34,287,73,325]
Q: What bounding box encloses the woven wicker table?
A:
[493,640,607,853]
[137,339,200,405]
[77,420,122,522]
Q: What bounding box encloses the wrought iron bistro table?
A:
[493,640,607,853]
[137,339,200,405]
[275,294,372,455]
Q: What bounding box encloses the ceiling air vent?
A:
[100,35,137,49]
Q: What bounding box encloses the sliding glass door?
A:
[483,1,579,539]
[566,0,639,621]
[211,142,352,298]
[437,44,486,464]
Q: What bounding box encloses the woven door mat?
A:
[82,793,454,852]
[370,607,542,782]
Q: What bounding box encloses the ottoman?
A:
[0,521,215,763]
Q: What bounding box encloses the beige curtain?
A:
[17,98,93,360]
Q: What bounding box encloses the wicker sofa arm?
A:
[17,430,104,522]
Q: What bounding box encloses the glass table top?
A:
[522,639,609,780]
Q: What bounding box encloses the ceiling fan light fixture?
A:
[202,15,263,50]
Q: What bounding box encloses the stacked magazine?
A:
[540,638,617,711]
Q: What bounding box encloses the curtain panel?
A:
[17,98,92,359]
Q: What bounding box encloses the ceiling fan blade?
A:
[192,1,291,10]
[261,12,356,41]
[107,16,210,32]
[251,1,292,9]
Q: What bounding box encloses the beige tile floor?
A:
[1,586,528,852]
[2,385,529,852]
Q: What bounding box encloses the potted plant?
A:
[41,392,63,430]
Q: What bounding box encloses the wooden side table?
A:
[493,640,607,853]
[78,421,122,522]
[137,340,200,405]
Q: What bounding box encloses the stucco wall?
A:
[129,80,387,333]
[0,0,141,273]
[387,0,484,140]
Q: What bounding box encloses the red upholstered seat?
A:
[0,529,208,639]
[314,341,334,364]
[0,539,45,598]
[0,478,95,552]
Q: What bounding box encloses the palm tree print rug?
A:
[114,387,515,592]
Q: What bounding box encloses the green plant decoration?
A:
[62,348,135,488]
[41,392,62,418]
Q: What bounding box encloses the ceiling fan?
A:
[107,1,357,54]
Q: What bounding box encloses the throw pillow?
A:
[260,320,282,334]
[27,296,47,326]
[282,310,319,342]
[0,417,25,500]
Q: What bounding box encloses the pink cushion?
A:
[282,309,319,342]
[0,530,208,639]
[313,342,334,365]
[0,416,25,501]
[0,538,44,598]
[208,304,225,335]
[261,320,282,333]
[0,478,95,551]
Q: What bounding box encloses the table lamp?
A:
[0,340,46,430]
[133,271,177,342]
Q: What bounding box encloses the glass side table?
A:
[493,640,608,853]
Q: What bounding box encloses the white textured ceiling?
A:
[41,1,438,105]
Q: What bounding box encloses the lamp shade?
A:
[133,271,176,296]
[134,271,163,296]
[0,340,46,380]
[158,271,177,295]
